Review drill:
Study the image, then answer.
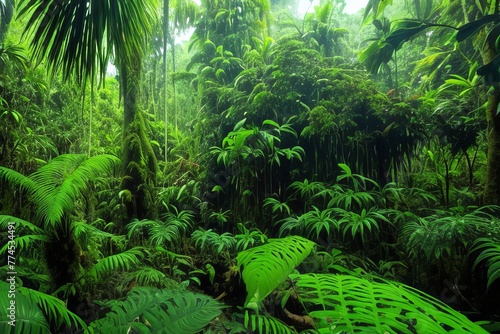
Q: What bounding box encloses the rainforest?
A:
[1,0,500,333]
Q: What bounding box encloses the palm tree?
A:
[0,154,119,316]
[17,0,160,219]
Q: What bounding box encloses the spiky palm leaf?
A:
[18,0,159,84]
[0,282,87,333]
[90,286,222,334]
[236,235,315,308]
[291,273,488,333]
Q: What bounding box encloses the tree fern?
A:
[236,235,315,308]
[30,154,120,230]
[0,154,119,231]
[290,273,488,333]
[90,286,223,334]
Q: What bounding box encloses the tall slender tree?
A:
[18,0,160,219]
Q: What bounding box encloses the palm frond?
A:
[0,234,48,256]
[236,235,315,308]
[0,166,37,195]
[124,266,180,289]
[471,238,500,288]
[17,284,87,331]
[0,281,50,334]
[150,222,181,246]
[86,247,145,280]
[18,0,159,84]
[29,154,119,230]
[90,286,222,334]
[291,273,488,333]
[0,215,44,235]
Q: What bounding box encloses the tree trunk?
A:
[164,0,170,163]
[121,58,159,220]
[482,19,500,205]
[484,86,500,205]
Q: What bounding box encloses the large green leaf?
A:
[90,287,222,334]
[0,283,87,332]
[1,154,120,232]
[456,14,500,42]
[386,19,434,50]
[358,39,393,74]
[236,235,315,308]
[291,273,488,333]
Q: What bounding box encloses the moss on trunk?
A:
[121,59,159,220]
[481,22,500,205]
[485,86,500,205]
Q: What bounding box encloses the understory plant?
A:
[234,235,489,333]
[89,286,223,334]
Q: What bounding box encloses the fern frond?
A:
[150,222,181,246]
[86,247,145,280]
[90,287,222,334]
[71,221,114,251]
[17,284,87,331]
[243,311,296,334]
[0,281,50,333]
[0,215,44,235]
[29,154,119,230]
[0,166,37,195]
[237,235,315,308]
[125,266,180,289]
[291,273,488,333]
[0,234,48,256]
[471,238,500,288]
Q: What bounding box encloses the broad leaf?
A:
[456,14,500,42]
[237,235,315,308]
[90,287,222,334]
[291,273,488,333]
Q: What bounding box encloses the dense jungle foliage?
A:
[2,0,500,333]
